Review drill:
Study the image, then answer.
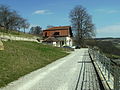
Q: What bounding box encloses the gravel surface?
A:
[0,48,100,90]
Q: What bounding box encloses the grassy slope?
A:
[86,40,120,59]
[96,41,120,59]
[0,29,37,38]
[0,41,68,87]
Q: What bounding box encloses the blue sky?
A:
[0,0,120,38]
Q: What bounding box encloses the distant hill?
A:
[86,37,120,59]
[95,37,120,44]
[95,37,120,40]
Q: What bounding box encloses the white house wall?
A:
[56,37,73,47]
[66,37,72,47]
[53,42,57,46]
[53,42,61,47]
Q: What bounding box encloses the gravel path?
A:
[0,48,100,90]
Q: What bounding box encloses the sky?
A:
[0,0,120,38]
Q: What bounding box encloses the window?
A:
[45,32,47,37]
[53,32,60,36]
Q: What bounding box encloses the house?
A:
[42,37,60,46]
[43,26,73,47]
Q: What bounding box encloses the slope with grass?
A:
[0,29,39,38]
[86,40,120,59]
[0,41,68,88]
[96,41,120,59]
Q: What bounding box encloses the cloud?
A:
[95,9,119,14]
[33,10,53,15]
[97,24,120,37]
[34,10,46,14]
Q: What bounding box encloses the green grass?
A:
[0,29,38,38]
[0,41,68,88]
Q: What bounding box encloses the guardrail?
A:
[89,48,120,90]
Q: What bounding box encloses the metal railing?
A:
[89,47,120,90]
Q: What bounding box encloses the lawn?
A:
[0,41,68,87]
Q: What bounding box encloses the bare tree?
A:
[0,5,11,30]
[7,11,21,30]
[69,5,95,47]
[21,19,30,33]
[0,5,30,33]
[29,26,42,35]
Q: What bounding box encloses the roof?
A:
[44,26,71,31]
[43,37,60,42]
[43,26,73,37]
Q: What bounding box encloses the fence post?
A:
[102,55,104,71]
[108,59,111,81]
[118,66,120,90]
[92,48,94,60]
[114,65,120,90]
[98,52,101,68]
[104,57,106,75]
[96,51,99,65]
[100,54,103,69]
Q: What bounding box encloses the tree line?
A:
[0,5,29,33]
[29,26,42,35]
[0,5,44,35]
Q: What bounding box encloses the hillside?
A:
[86,38,120,59]
[0,41,68,87]
[0,29,41,40]
[95,38,120,44]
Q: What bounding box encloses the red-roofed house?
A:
[43,26,73,47]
